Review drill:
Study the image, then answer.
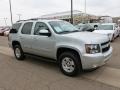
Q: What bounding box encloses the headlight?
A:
[85,44,100,54]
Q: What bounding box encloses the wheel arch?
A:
[12,41,21,48]
[56,47,83,69]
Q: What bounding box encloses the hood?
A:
[61,32,109,44]
[93,30,114,35]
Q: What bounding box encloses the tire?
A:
[58,52,82,76]
[13,45,25,60]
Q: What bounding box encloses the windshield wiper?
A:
[59,30,80,34]
[59,31,71,34]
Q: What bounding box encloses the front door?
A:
[31,22,56,59]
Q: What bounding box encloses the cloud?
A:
[0,0,120,26]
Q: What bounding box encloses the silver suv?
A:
[9,19,112,76]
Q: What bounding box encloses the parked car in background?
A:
[4,30,10,36]
[89,23,101,30]
[0,28,5,36]
[117,26,120,37]
[0,27,10,36]
[93,23,119,41]
[9,19,112,76]
[75,23,94,32]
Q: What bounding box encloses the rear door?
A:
[20,22,33,53]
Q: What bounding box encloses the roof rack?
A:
[17,18,42,22]
[16,18,59,22]
[17,20,27,22]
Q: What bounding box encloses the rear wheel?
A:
[13,45,25,60]
[58,52,82,76]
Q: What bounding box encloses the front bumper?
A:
[82,46,112,70]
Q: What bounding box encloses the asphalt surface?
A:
[0,36,120,90]
[106,38,120,69]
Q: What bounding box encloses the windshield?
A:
[98,25,113,30]
[49,21,79,34]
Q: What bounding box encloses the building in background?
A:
[112,17,120,25]
[118,19,120,26]
[100,16,113,23]
[40,10,99,24]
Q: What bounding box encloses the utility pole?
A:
[85,0,86,15]
[0,18,8,26]
[4,18,7,26]
[17,14,22,21]
[84,0,87,23]
[9,0,13,25]
[71,0,73,24]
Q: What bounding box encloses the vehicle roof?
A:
[101,23,116,25]
[77,23,85,26]
[89,23,100,25]
[77,23,92,26]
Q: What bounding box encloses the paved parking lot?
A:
[0,36,120,90]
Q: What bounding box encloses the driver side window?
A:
[34,22,49,35]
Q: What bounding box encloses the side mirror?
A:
[10,28,17,33]
[39,29,51,37]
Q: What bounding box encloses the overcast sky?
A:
[0,0,120,26]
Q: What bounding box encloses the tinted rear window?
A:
[21,22,33,35]
[12,23,22,32]
[10,23,22,33]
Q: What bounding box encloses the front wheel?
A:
[13,45,25,60]
[58,52,82,76]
